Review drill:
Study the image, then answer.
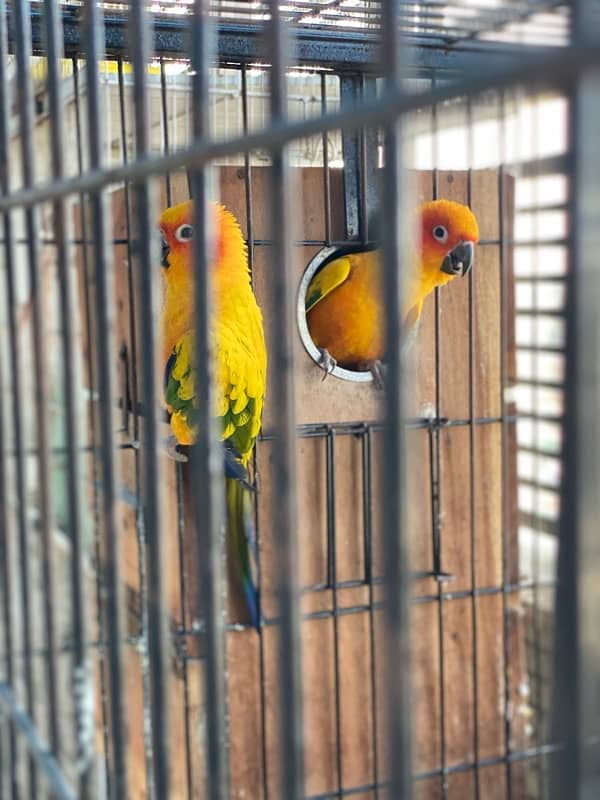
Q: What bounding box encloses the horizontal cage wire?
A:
[0,1,598,800]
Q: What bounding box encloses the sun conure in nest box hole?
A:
[159,199,267,628]
[305,199,480,386]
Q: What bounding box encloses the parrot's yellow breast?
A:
[307,251,385,368]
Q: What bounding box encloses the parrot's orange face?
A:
[418,199,480,286]
[159,198,194,277]
[158,199,248,291]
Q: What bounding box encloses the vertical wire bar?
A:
[159,59,173,208]
[265,3,305,795]
[0,358,17,799]
[431,73,448,800]
[363,426,380,798]
[326,434,336,588]
[117,57,141,443]
[241,65,256,274]
[42,1,94,793]
[339,76,360,240]
[175,464,194,800]
[0,5,28,795]
[189,3,230,797]
[82,3,129,794]
[430,85,449,582]
[363,77,379,239]
[158,47,193,800]
[380,1,413,796]
[551,2,600,794]
[498,88,514,800]
[530,102,543,800]
[465,96,481,800]
[0,189,17,800]
[12,0,60,759]
[241,61,270,799]
[326,428,343,796]
[72,56,112,796]
[359,130,368,244]
[129,3,171,796]
[320,74,332,246]
[116,57,157,786]
[116,56,157,788]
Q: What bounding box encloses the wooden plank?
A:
[443,597,475,768]
[476,593,506,762]
[412,602,442,774]
[447,771,475,800]
[228,630,265,798]
[337,610,376,789]
[481,764,510,800]
[440,425,472,592]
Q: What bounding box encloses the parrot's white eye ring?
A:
[175,224,194,242]
[432,224,448,243]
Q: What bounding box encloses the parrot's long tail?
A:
[226,476,260,628]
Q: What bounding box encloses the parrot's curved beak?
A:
[440,240,474,277]
[161,234,170,268]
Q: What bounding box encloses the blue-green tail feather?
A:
[226,476,259,628]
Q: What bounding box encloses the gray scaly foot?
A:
[162,434,188,463]
[317,347,337,381]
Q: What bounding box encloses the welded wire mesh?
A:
[0,1,599,799]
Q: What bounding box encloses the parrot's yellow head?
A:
[418,199,480,288]
[158,199,249,292]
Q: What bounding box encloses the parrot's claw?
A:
[369,360,387,390]
[317,348,337,381]
[162,435,188,463]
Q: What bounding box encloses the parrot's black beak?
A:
[440,240,474,277]
[161,234,170,269]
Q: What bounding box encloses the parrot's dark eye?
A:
[432,225,448,244]
[175,224,194,242]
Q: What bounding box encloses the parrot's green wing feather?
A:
[164,322,265,462]
[305,256,352,312]
[164,332,199,433]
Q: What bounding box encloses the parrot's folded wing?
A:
[164,327,264,627]
[305,255,352,312]
[163,331,198,443]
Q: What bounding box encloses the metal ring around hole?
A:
[297,246,374,384]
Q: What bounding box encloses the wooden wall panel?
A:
[77,166,525,799]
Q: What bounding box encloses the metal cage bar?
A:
[266,3,305,797]
[42,0,94,794]
[380,2,413,797]
[189,2,230,797]
[550,1,600,796]
[12,0,61,777]
[129,1,172,796]
[82,3,130,794]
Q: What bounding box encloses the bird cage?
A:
[0,1,598,799]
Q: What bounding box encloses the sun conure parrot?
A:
[305,199,480,385]
[159,199,267,627]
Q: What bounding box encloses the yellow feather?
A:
[160,200,267,462]
[306,256,352,312]
[216,394,229,417]
[222,419,236,439]
[232,392,248,415]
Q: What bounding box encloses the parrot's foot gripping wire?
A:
[317,347,337,381]
[162,435,189,463]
